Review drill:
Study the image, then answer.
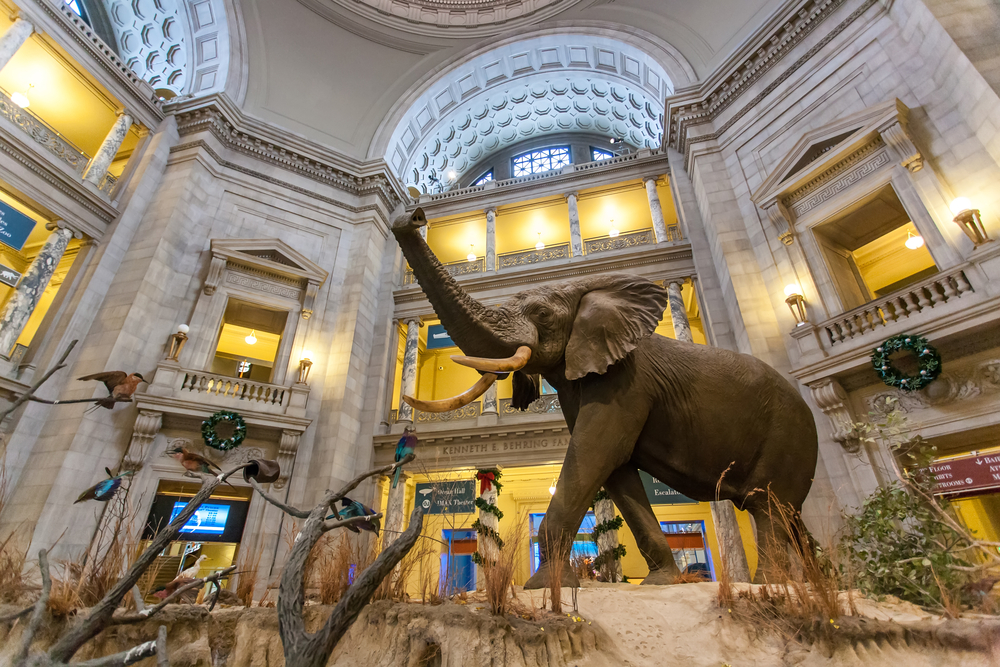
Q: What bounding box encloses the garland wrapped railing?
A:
[473,467,503,566]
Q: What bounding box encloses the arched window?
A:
[591,147,614,162]
[512,146,571,177]
[64,0,85,17]
[473,170,494,186]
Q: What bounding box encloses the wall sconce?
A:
[950,197,993,247]
[167,324,189,361]
[535,232,545,251]
[609,219,619,238]
[784,284,808,326]
[548,479,557,496]
[297,351,313,384]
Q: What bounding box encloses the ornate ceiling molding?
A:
[384,34,674,193]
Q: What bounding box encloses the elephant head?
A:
[392,208,668,412]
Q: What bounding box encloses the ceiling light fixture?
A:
[245,329,257,345]
[904,230,924,250]
[535,232,545,251]
[609,219,619,238]
[11,84,33,109]
[467,244,476,262]
[446,168,457,181]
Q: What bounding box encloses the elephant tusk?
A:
[402,373,497,413]
[450,346,532,373]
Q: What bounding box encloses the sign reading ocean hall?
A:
[0,201,36,252]
[414,480,476,514]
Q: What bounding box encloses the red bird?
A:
[78,371,146,410]
[166,446,222,475]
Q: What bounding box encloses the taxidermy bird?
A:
[154,554,208,599]
[78,371,146,412]
[74,467,134,503]
[392,426,417,489]
[166,445,221,475]
[335,497,380,535]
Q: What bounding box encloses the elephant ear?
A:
[565,276,668,381]
[511,371,541,411]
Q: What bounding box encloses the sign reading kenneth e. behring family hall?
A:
[0,201,36,252]
[414,480,476,514]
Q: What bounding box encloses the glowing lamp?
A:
[783,284,808,326]
[548,480,557,496]
[298,351,314,384]
[467,244,476,263]
[176,324,190,334]
[10,84,32,109]
[167,323,190,361]
[783,284,802,298]
[535,232,545,251]
[609,219,619,238]
[904,231,925,250]
[949,197,972,216]
[949,197,992,247]
[245,329,257,345]
[446,169,457,181]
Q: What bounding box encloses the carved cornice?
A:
[169,95,406,212]
[665,0,881,162]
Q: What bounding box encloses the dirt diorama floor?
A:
[1,582,998,666]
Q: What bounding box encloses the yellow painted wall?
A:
[656,178,679,228]
[426,212,487,264]
[495,197,570,254]
[952,492,1000,545]
[577,180,654,240]
[0,15,141,158]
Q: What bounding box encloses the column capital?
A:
[404,317,423,328]
[484,206,497,217]
[563,191,578,201]
[44,220,82,239]
[642,175,662,185]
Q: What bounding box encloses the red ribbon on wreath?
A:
[477,471,495,494]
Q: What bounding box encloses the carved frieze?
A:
[867,359,1000,414]
[784,141,890,217]
[225,270,301,300]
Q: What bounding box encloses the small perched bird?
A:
[153,555,208,600]
[392,426,417,489]
[334,497,380,535]
[74,467,134,503]
[78,371,147,411]
[166,446,222,475]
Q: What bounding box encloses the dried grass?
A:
[481,514,526,616]
[545,533,573,613]
[235,540,265,607]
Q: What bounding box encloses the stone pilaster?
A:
[667,281,692,343]
[275,430,302,489]
[485,207,496,272]
[397,318,420,424]
[384,472,409,545]
[593,493,623,582]
[123,410,163,470]
[0,225,74,357]
[0,18,33,72]
[83,112,134,186]
[643,176,671,243]
[565,192,583,257]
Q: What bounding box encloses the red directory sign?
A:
[930,453,1000,496]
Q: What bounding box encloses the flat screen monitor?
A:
[169,502,230,535]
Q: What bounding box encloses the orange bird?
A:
[166,445,222,475]
[78,371,146,410]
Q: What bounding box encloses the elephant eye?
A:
[536,307,552,321]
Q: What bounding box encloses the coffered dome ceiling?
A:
[385,34,671,193]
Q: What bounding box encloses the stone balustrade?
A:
[820,268,974,347]
[403,256,484,286]
[388,394,561,425]
[0,88,90,175]
[498,243,570,269]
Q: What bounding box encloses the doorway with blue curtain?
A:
[528,511,598,574]
[441,529,477,595]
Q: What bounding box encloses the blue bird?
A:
[333,497,380,535]
[75,467,134,503]
[392,426,417,489]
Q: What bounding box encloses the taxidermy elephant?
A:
[393,208,818,587]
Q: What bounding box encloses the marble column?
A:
[0,18,33,73]
[644,176,672,243]
[0,224,73,358]
[565,192,583,257]
[476,477,500,565]
[484,207,496,272]
[594,493,623,582]
[481,382,497,415]
[82,112,133,186]
[384,473,409,546]
[397,318,420,424]
[667,281,692,343]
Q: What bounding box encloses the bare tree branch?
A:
[325,453,415,509]
[69,639,158,667]
[0,340,77,422]
[248,479,310,518]
[321,513,383,533]
[110,566,236,625]
[0,604,33,624]
[13,549,52,665]
[155,626,168,667]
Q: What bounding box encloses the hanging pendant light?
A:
[535,232,545,251]
[904,230,925,250]
[11,84,33,109]
[609,219,619,238]
[467,244,476,262]
[548,479,557,495]
[245,329,258,345]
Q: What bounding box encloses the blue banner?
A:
[426,323,456,349]
[0,201,36,252]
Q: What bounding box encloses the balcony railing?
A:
[388,394,561,425]
[498,243,570,269]
[403,256,484,286]
[179,370,289,411]
[820,268,974,346]
[0,88,90,175]
[584,228,654,254]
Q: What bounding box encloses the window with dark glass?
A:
[473,170,494,186]
[512,146,571,177]
[591,147,614,161]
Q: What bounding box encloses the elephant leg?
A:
[604,464,680,585]
[750,506,791,584]
[523,402,641,590]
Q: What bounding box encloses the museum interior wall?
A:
[0,0,996,594]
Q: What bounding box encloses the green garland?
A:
[871,334,941,392]
[201,410,247,451]
[591,515,623,543]
[471,519,505,550]
[592,488,610,504]
[475,497,504,519]
[476,467,503,493]
[594,544,627,568]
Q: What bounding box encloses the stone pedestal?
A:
[0,226,73,357]
[644,176,671,244]
[397,318,420,424]
[565,192,583,257]
[83,112,133,186]
[0,19,33,73]
[485,208,496,272]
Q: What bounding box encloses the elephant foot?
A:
[639,568,677,586]
[524,563,580,590]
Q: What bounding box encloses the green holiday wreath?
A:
[201,410,247,451]
[871,334,941,392]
